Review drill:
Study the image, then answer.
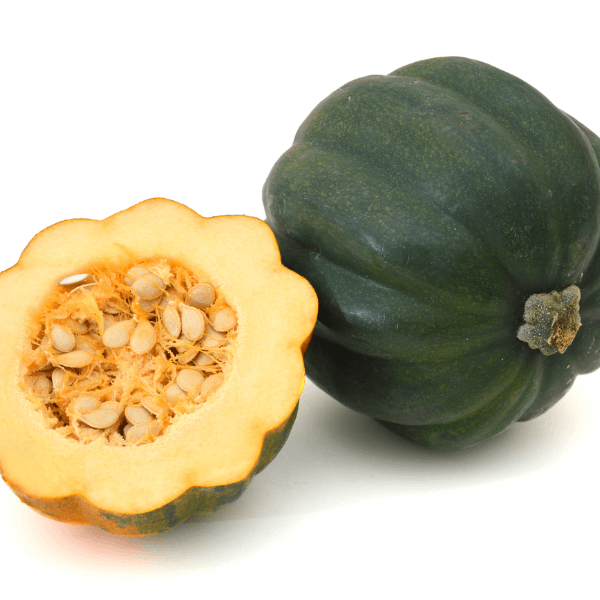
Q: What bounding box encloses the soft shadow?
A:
[7,487,299,575]
[8,374,598,571]
[220,375,600,518]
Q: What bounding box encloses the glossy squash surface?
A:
[0,198,317,535]
[264,57,600,448]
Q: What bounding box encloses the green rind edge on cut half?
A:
[7,403,298,536]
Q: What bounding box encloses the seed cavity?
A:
[22,260,237,446]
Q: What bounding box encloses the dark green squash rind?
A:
[264,57,600,448]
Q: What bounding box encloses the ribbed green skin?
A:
[263,57,600,448]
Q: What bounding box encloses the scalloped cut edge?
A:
[0,198,317,529]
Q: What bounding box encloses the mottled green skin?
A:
[9,404,298,536]
[263,57,600,448]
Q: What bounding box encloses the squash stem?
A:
[517,284,581,355]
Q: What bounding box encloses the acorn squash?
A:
[263,56,600,448]
[0,198,317,535]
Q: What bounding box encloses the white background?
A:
[1,1,599,598]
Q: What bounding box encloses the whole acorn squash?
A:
[0,198,317,535]
[263,56,600,449]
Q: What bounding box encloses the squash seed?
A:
[186,283,216,309]
[103,301,124,314]
[39,335,52,352]
[124,266,150,286]
[194,352,215,367]
[175,333,195,353]
[158,289,181,308]
[141,395,168,417]
[26,348,49,371]
[75,371,103,391]
[132,273,165,300]
[201,323,225,348]
[176,368,205,395]
[52,367,74,390]
[201,373,224,397]
[51,368,65,390]
[75,334,101,354]
[180,304,205,341]
[102,312,117,332]
[50,323,76,353]
[125,404,153,425]
[162,301,181,338]
[173,333,201,363]
[177,346,200,364]
[164,382,187,405]
[55,350,95,368]
[79,400,122,429]
[66,318,89,334]
[71,395,101,415]
[103,319,136,348]
[109,431,126,445]
[125,422,148,443]
[130,319,157,354]
[126,419,163,444]
[138,295,163,312]
[76,425,103,442]
[30,374,52,395]
[211,307,237,332]
[58,273,90,286]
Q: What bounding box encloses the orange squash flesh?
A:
[0,198,317,535]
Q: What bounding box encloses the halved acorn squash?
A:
[0,198,317,536]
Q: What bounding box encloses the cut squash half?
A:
[0,198,317,536]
